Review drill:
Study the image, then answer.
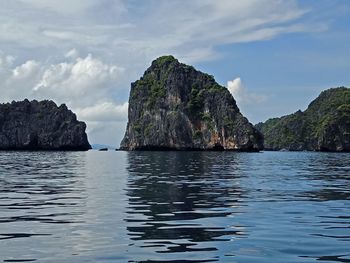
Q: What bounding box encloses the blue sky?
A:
[0,0,349,146]
[197,0,350,122]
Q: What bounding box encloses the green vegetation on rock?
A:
[256,87,350,151]
[120,55,263,151]
[131,122,142,133]
[188,84,205,115]
[193,129,202,140]
[153,55,176,65]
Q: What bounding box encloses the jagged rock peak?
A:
[0,99,91,150]
[120,55,263,151]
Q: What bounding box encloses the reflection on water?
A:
[126,152,246,262]
[0,151,349,262]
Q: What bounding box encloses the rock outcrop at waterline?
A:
[120,55,263,151]
[0,99,91,150]
[256,87,350,152]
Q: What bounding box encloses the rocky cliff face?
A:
[0,99,91,150]
[120,56,263,151]
[256,87,350,151]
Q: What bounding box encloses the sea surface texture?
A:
[0,151,349,262]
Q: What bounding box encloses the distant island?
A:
[256,87,350,152]
[0,99,91,150]
[120,55,263,151]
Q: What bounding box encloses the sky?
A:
[0,0,349,147]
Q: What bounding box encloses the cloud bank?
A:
[0,0,324,64]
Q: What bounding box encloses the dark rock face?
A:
[256,87,350,151]
[120,56,263,151]
[0,99,91,150]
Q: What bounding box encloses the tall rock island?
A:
[120,55,263,151]
[0,99,91,150]
[256,87,350,151]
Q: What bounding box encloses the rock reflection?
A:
[125,151,247,261]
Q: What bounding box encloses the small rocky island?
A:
[0,99,91,150]
[120,55,263,151]
[256,87,350,151]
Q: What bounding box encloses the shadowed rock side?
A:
[0,99,91,150]
[256,87,350,152]
[120,55,263,151]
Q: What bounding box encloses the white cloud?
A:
[227,77,267,105]
[75,101,129,146]
[0,54,15,68]
[12,60,40,79]
[18,0,100,15]
[0,1,325,64]
[75,102,128,122]
[0,52,125,107]
[32,54,124,106]
[65,48,79,59]
[75,101,128,146]
[86,121,126,147]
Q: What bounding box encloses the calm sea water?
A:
[0,151,349,263]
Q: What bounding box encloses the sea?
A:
[0,151,349,262]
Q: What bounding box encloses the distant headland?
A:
[256,87,350,152]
